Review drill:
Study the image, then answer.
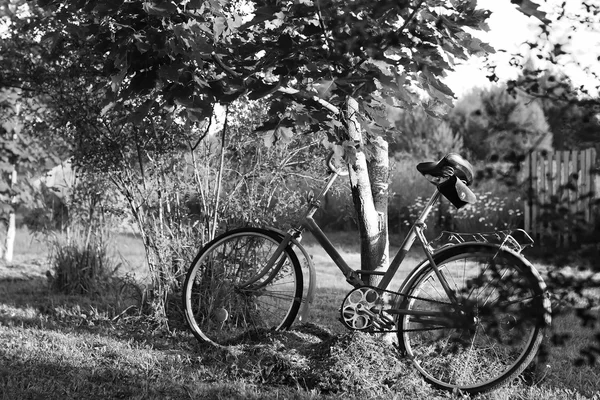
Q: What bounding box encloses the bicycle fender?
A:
[268,227,317,323]
[400,242,547,296]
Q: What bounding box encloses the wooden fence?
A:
[524,148,597,244]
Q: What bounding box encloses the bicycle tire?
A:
[397,243,550,394]
[182,227,303,346]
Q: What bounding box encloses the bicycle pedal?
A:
[379,310,395,323]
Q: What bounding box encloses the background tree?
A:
[388,105,463,159]
[513,67,600,152]
[449,83,551,163]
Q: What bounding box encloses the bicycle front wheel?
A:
[398,244,550,394]
[182,228,303,346]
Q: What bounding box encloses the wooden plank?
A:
[540,151,547,219]
[583,149,592,222]
[524,153,531,234]
[531,151,539,240]
[548,152,557,205]
[589,148,596,219]
[581,149,588,221]
[544,151,552,241]
[560,151,568,204]
[571,150,578,215]
[564,151,572,245]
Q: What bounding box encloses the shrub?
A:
[49,232,115,296]
[47,225,145,316]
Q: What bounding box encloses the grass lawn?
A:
[1,227,599,399]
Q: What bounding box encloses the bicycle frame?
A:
[302,170,438,289]
[241,166,460,322]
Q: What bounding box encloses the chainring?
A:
[339,285,458,333]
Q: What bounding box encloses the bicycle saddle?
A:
[417,153,474,186]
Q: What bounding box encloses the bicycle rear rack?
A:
[428,229,534,254]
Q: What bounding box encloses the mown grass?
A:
[1,227,599,399]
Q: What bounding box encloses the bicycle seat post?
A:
[301,168,340,222]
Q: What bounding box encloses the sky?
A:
[444,0,600,97]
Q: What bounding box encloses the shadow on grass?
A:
[2,259,600,399]
[0,345,236,400]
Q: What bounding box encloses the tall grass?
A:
[48,226,116,296]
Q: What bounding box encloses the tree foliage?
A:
[13,0,546,148]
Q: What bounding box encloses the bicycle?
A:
[182,151,552,395]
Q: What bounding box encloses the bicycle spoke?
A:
[183,229,303,346]
[399,245,547,394]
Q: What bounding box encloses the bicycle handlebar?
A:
[326,152,349,177]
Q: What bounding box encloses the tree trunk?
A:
[3,137,18,263]
[345,97,389,285]
[4,207,16,262]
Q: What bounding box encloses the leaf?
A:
[159,64,182,82]
[0,181,10,194]
[0,203,13,214]
[467,37,495,55]
[239,6,281,30]
[511,0,551,24]
[427,85,454,107]
[312,79,336,98]
[127,70,157,95]
[186,108,210,122]
[422,68,455,98]
[133,33,151,53]
[276,126,294,144]
[40,31,62,53]
[0,161,13,172]
[100,102,116,116]
[263,129,276,147]
[363,102,392,129]
[111,69,128,93]
[142,0,177,16]
[128,100,154,125]
[214,17,227,39]
[267,100,287,117]
[187,0,204,9]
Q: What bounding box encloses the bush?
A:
[50,237,115,295]
[47,224,144,316]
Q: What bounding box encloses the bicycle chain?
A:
[361,285,455,307]
[341,285,456,334]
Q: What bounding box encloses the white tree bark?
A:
[3,153,18,263]
[345,97,389,285]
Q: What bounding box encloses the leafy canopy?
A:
[19,0,546,143]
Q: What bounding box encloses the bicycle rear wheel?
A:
[397,244,550,394]
[182,228,303,346]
